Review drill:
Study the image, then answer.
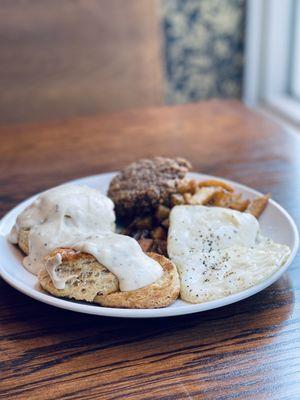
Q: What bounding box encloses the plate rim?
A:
[0,171,298,318]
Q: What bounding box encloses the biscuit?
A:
[39,248,119,302]
[94,252,180,308]
[17,227,30,254]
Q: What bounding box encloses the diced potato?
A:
[161,218,169,228]
[183,193,192,203]
[198,179,234,192]
[187,187,220,205]
[155,205,170,221]
[177,179,198,194]
[246,194,270,218]
[229,197,250,212]
[211,191,233,207]
[171,193,185,206]
[152,226,167,240]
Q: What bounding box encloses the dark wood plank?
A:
[0,100,299,399]
[0,0,163,125]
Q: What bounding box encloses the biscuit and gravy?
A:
[8,157,291,308]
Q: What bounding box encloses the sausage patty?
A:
[108,157,191,220]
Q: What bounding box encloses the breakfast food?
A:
[8,155,292,310]
[39,248,119,302]
[39,249,179,308]
[9,184,116,274]
[120,174,270,257]
[168,205,291,303]
[8,184,182,309]
[43,233,163,291]
[95,253,180,308]
[17,227,30,254]
[246,194,270,218]
[108,157,191,220]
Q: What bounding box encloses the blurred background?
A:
[0,0,299,128]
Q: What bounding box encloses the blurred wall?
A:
[0,0,164,124]
[0,0,245,125]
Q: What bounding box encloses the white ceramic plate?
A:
[0,172,298,318]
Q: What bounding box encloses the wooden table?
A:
[1,101,299,400]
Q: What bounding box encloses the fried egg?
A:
[167,205,291,303]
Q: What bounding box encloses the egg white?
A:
[167,205,291,303]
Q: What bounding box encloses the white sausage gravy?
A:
[9,185,162,291]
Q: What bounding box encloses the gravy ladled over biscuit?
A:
[9,184,163,292]
[9,184,116,275]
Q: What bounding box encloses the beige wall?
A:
[0,0,164,125]
[0,0,245,125]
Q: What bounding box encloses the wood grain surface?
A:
[0,100,299,399]
[0,0,163,125]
